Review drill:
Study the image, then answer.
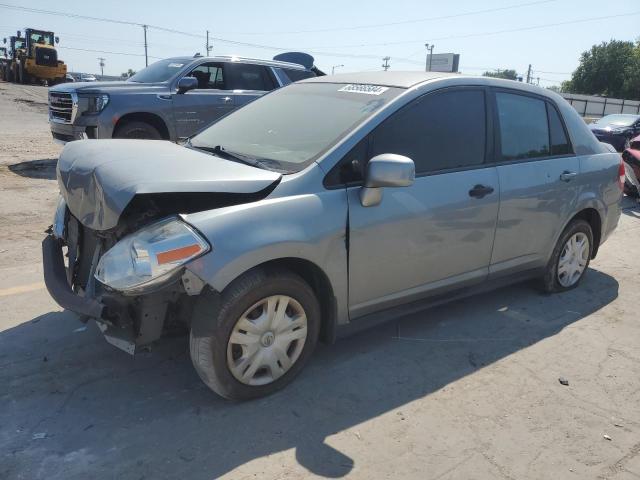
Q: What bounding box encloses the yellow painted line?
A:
[0,282,45,297]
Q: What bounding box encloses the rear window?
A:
[282,68,316,82]
[225,63,276,91]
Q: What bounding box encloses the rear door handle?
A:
[468,184,495,199]
[560,171,578,182]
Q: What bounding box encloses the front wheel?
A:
[189,269,321,400]
[540,219,593,293]
[113,121,162,140]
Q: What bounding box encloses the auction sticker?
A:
[338,84,389,95]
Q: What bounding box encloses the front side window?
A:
[225,63,275,91]
[371,89,486,174]
[496,92,550,160]
[190,82,402,173]
[187,63,225,89]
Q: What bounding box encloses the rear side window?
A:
[371,89,486,174]
[496,92,549,160]
[547,104,571,155]
[225,63,276,91]
[282,68,316,82]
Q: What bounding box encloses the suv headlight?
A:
[95,217,210,294]
[85,94,109,113]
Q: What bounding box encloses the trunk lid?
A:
[57,139,281,231]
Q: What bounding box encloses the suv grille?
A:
[49,92,74,123]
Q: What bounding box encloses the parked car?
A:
[64,73,75,82]
[588,114,640,151]
[47,54,321,143]
[43,72,623,400]
[622,134,640,197]
[79,73,97,82]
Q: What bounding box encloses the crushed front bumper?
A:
[42,234,180,354]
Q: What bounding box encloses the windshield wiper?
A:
[187,142,287,172]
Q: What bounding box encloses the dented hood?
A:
[57,139,281,231]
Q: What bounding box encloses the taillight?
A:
[618,157,626,190]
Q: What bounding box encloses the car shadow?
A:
[621,195,639,218]
[7,158,57,180]
[0,269,618,479]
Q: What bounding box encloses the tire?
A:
[189,268,321,400]
[540,219,593,293]
[113,121,162,140]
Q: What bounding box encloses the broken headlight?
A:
[94,216,209,294]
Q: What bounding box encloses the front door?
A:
[347,87,500,318]
[172,62,235,139]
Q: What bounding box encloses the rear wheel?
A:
[189,269,320,400]
[541,219,593,293]
[113,121,162,140]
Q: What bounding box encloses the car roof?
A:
[162,55,308,71]
[300,71,458,88]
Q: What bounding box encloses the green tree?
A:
[563,40,640,100]
[483,69,518,80]
[121,68,136,78]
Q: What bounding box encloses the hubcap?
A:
[557,232,590,287]
[227,295,308,386]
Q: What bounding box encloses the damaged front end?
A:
[43,200,208,354]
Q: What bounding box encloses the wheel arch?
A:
[217,257,338,344]
[113,111,170,139]
[565,207,603,259]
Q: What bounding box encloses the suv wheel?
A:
[189,269,320,400]
[113,121,162,140]
[541,219,593,293]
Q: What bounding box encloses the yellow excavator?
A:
[3,29,67,85]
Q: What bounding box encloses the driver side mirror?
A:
[359,153,415,207]
[177,76,198,94]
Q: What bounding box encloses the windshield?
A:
[595,114,639,127]
[191,82,402,173]
[128,58,188,83]
[29,31,54,46]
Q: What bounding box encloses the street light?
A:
[425,43,435,72]
[331,64,344,75]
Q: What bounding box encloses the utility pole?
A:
[536,77,540,86]
[382,56,391,71]
[526,64,532,84]
[425,43,435,72]
[97,57,105,77]
[206,30,212,56]
[331,64,344,75]
[143,25,148,67]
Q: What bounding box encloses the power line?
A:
[57,45,161,59]
[214,0,559,35]
[301,11,640,49]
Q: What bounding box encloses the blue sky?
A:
[1,0,639,85]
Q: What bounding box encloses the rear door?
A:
[224,62,278,109]
[489,89,579,276]
[346,87,500,318]
[172,62,235,138]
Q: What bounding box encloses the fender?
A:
[183,189,350,326]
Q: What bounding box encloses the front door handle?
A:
[221,96,232,104]
[468,184,494,199]
[560,171,577,182]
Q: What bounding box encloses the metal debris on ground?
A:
[559,377,569,386]
[604,434,612,441]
